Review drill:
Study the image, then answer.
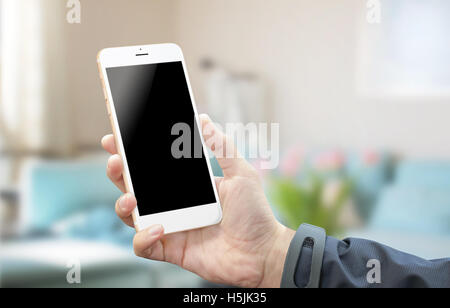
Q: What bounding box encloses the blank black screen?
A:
[106,61,216,216]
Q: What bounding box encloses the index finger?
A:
[101,134,118,155]
[199,114,253,178]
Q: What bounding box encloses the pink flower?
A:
[362,149,379,166]
[280,146,304,177]
[314,150,345,171]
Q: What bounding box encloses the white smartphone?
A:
[97,43,222,234]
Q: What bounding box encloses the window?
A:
[357,0,450,98]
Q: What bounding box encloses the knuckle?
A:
[114,201,123,217]
[106,169,113,181]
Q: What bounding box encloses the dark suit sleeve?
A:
[294,236,450,288]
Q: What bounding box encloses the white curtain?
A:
[0,0,71,155]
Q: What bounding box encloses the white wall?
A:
[173,0,450,159]
[65,0,450,159]
[63,0,176,149]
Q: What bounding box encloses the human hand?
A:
[101,114,294,288]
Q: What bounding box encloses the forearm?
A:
[286,233,450,288]
[255,222,450,288]
[317,236,450,288]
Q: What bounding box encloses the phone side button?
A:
[105,99,112,115]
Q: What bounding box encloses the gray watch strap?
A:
[280,223,326,288]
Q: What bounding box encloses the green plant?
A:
[269,173,352,236]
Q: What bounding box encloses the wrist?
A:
[257,223,295,288]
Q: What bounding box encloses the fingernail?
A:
[119,194,130,210]
[148,225,163,237]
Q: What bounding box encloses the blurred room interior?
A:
[1,0,450,287]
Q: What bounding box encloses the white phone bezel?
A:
[97,43,222,234]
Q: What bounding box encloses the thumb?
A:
[199,114,253,178]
